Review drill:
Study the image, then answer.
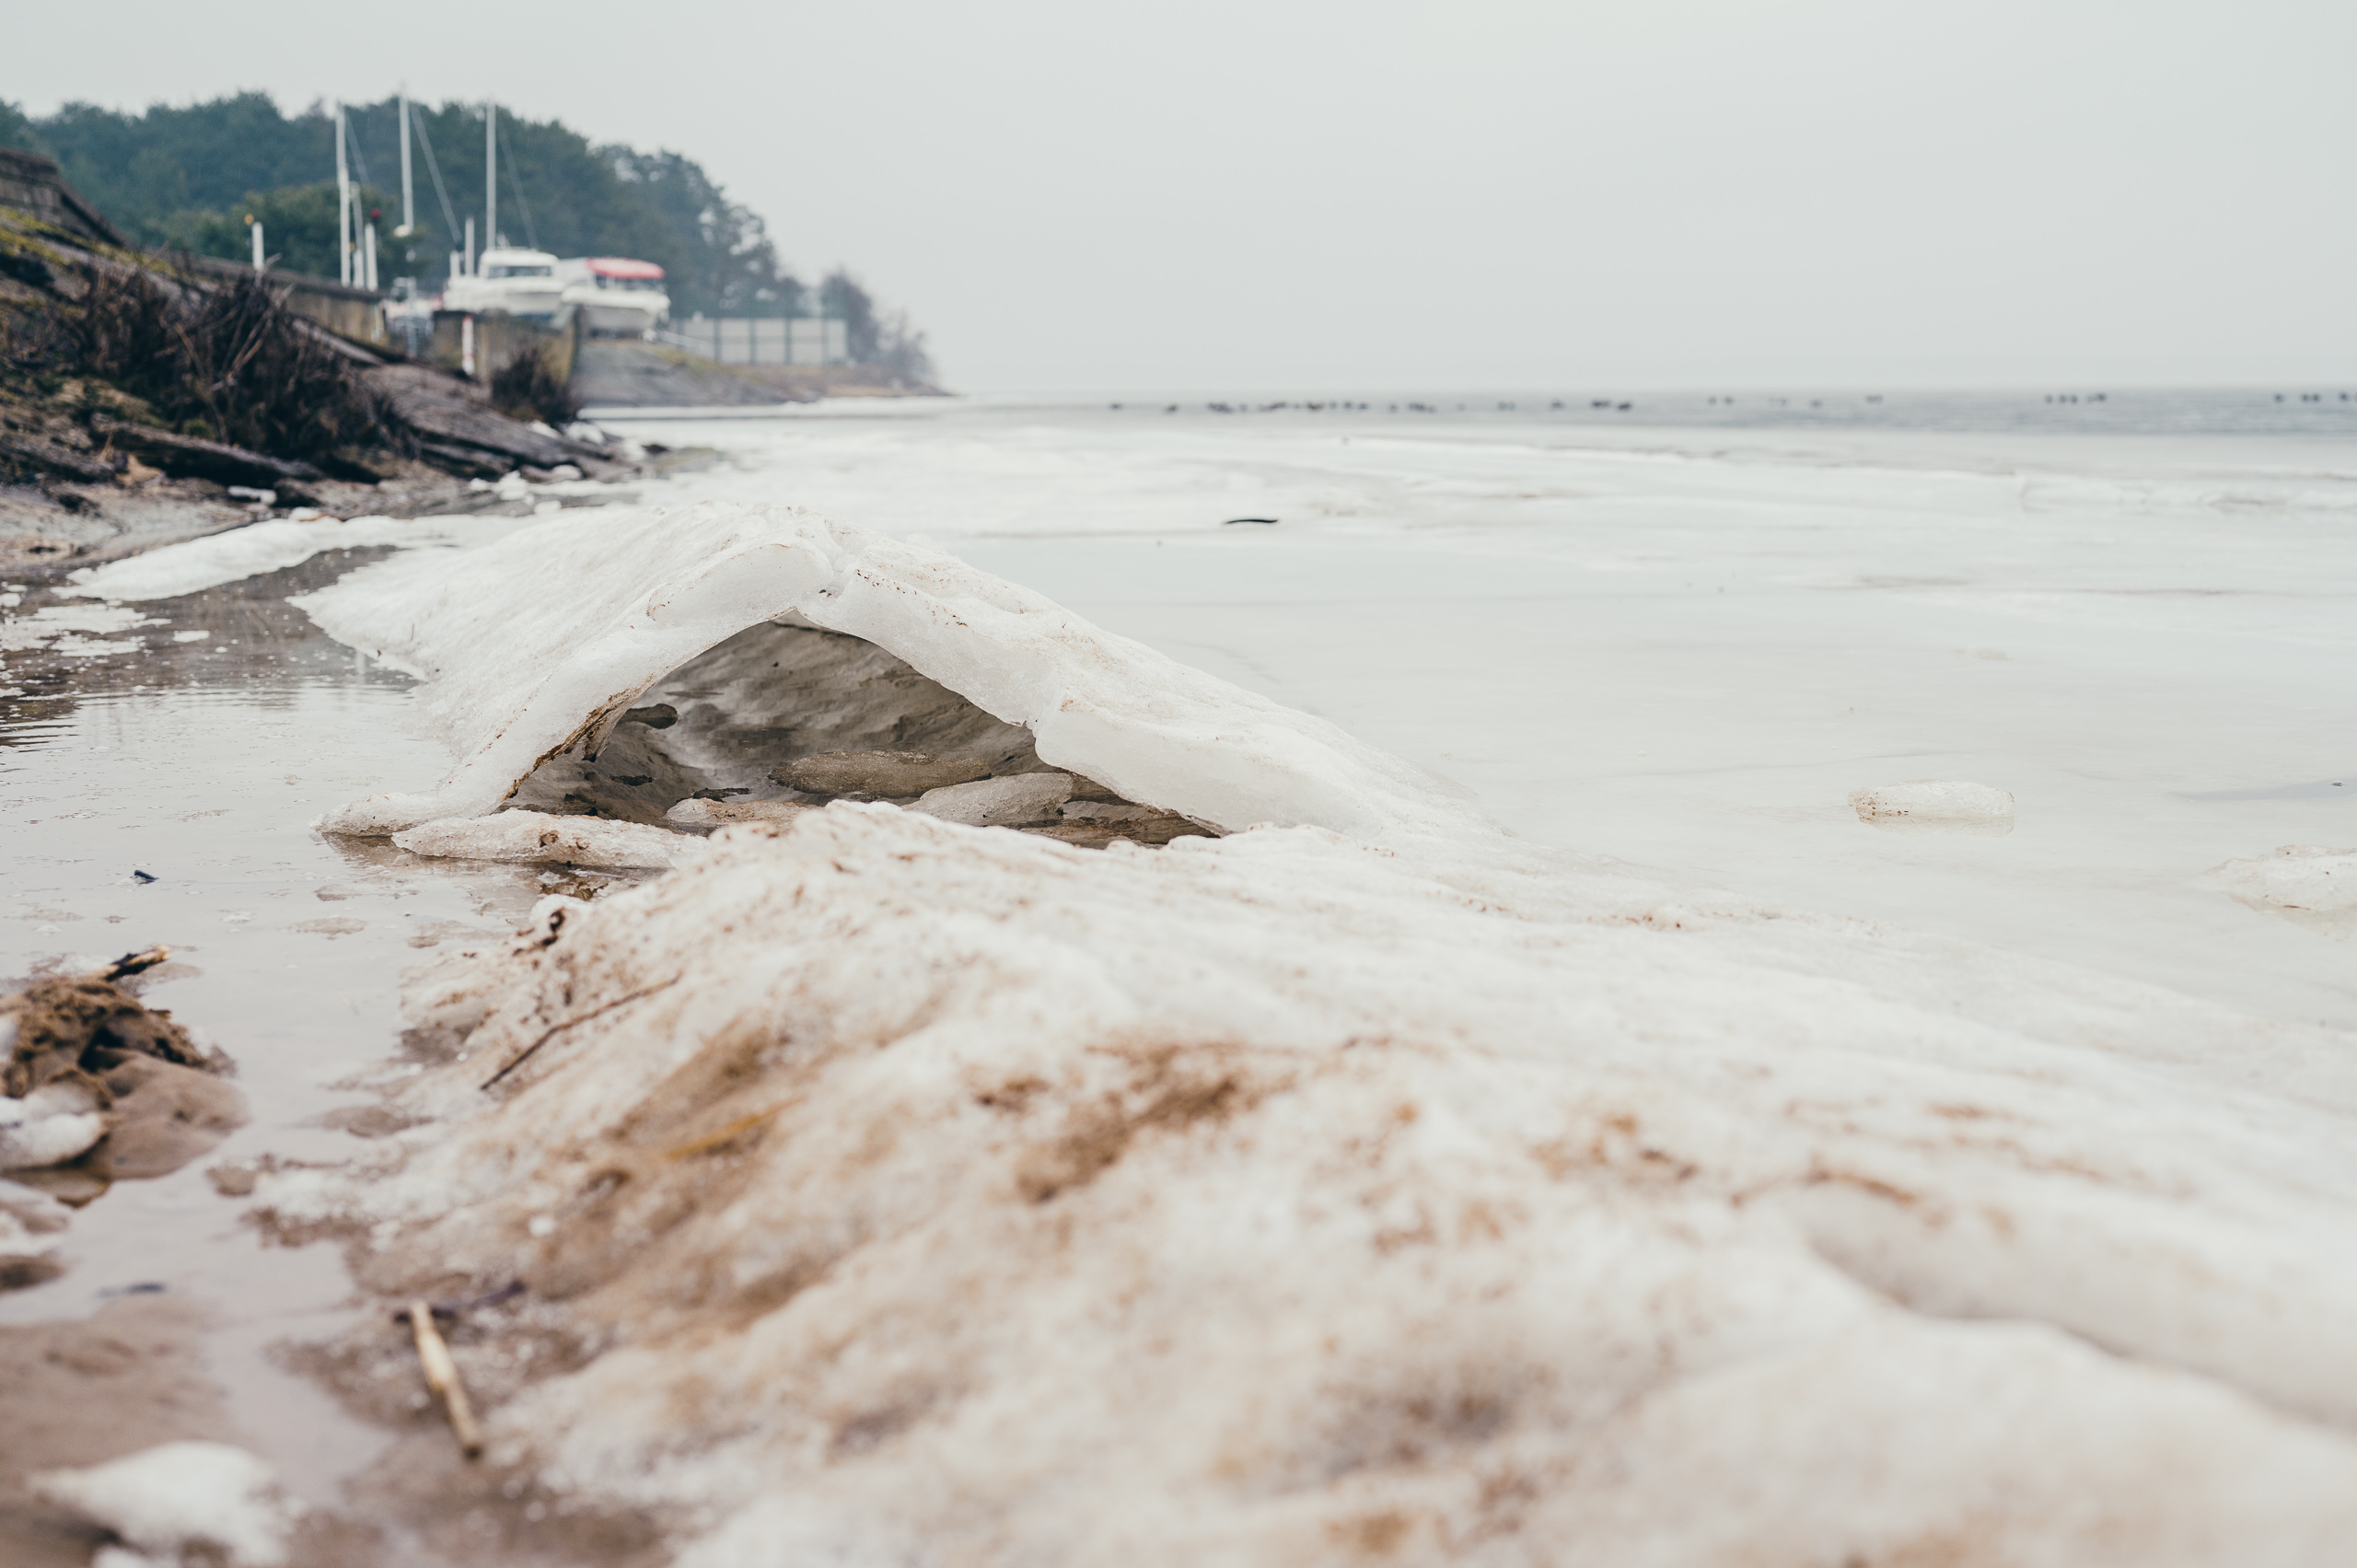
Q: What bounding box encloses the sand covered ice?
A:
[273,806,2357,1566]
[238,500,2357,1564]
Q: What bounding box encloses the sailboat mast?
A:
[334,103,352,285]
[485,102,498,254]
[399,89,414,236]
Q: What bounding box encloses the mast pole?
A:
[485,102,498,254]
[334,103,352,285]
[399,88,414,236]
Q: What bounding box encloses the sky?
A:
[7,0,2352,392]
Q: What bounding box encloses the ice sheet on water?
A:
[57,514,526,603]
[253,499,2357,1562]
[0,601,158,654]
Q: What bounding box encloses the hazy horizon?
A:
[10,0,2351,391]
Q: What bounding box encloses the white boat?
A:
[439,247,567,319]
[557,256,671,336]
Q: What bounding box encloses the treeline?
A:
[0,92,930,377]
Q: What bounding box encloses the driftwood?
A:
[366,364,593,471]
[87,417,326,486]
[0,429,114,483]
[406,1299,484,1458]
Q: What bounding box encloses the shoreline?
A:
[4,403,2353,1564]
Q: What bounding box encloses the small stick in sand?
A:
[407,1299,484,1458]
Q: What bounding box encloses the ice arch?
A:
[295,500,1485,846]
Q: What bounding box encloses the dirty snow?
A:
[2212,845,2357,913]
[0,1082,110,1169]
[1848,779,2016,826]
[235,495,2357,1564]
[30,1439,296,1567]
[272,798,2357,1566]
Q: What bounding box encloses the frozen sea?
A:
[5,385,2355,1562]
[592,389,2357,1030]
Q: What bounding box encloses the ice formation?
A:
[0,601,158,655]
[2212,845,2357,915]
[391,810,701,871]
[295,500,1472,845]
[1847,779,2015,827]
[665,798,816,830]
[0,1081,110,1169]
[249,500,2357,1565]
[30,1440,295,1567]
[63,517,408,601]
[909,771,1072,826]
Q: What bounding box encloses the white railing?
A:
[656,317,849,367]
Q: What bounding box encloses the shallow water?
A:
[0,552,599,1519]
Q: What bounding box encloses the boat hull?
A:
[568,291,669,334]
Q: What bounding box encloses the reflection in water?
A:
[2,547,408,745]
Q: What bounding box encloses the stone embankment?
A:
[569,337,941,408]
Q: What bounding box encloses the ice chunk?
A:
[773,749,994,796]
[392,811,700,869]
[61,515,512,603]
[2212,845,2357,913]
[665,798,819,830]
[1848,779,2014,827]
[31,1441,295,1567]
[0,603,159,653]
[0,1087,108,1170]
[911,772,1073,827]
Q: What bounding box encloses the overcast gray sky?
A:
[9,1,2351,390]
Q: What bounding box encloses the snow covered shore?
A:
[197,496,2357,1563]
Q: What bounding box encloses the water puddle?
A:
[1,552,576,1524]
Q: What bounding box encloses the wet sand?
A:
[1,547,659,1562]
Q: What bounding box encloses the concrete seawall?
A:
[571,338,940,406]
